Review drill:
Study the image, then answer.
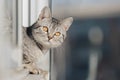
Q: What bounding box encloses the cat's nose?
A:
[48,36,52,40]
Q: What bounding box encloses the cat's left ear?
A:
[61,17,73,31]
[39,7,51,20]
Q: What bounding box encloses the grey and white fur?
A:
[22,7,73,79]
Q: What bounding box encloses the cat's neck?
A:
[25,27,49,54]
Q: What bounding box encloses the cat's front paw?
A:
[29,68,48,76]
[29,68,40,74]
[23,64,48,77]
[29,68,49,80]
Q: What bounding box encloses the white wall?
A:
[0,0,26,80]
[0,0,17,79]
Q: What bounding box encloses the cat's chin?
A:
[42,42,61,49]
[42,43,59,48]
[49,44,61,48]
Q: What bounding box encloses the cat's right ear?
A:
[61,17,73,31]
[39,7,51,20]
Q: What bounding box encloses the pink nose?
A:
[48,36,52,40]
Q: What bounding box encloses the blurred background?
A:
[52,0,120,80]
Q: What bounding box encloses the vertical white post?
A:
[23,0,29,27]
[0,0,26,80]
[12,0,23,66]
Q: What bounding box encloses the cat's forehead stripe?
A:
[52,17,59,24]
[49,17,61,31]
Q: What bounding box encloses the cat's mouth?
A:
[36,37,60,48]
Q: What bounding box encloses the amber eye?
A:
[43,26,48,32]
[55,32,61,36]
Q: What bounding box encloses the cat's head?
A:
[32,7,73,48]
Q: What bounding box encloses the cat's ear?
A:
[39,7,51,20]
[61,17,73,31]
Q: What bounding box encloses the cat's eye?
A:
[55,32,61,36]
[43,26,48,32]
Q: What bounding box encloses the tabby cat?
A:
[22,7,73,80]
